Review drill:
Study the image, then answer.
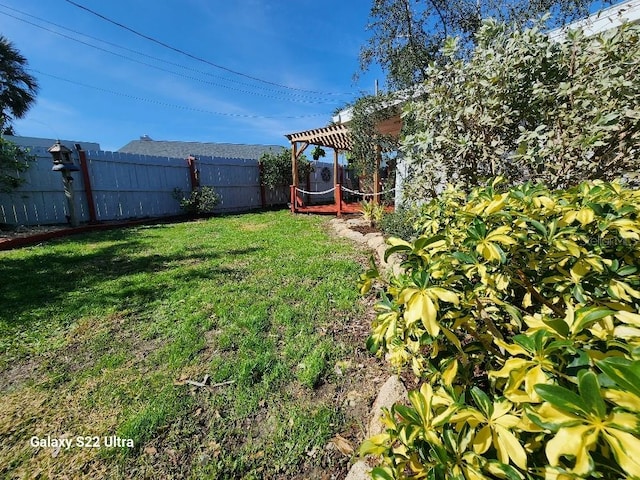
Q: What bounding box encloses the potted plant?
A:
[311,146,326,161]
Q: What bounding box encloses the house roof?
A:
[118,137,284,160]
[548,0,640,42]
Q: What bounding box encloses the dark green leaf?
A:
[366,336,380,354]
[543,318,569,337]
[485,460,525,480]
[578,370,606,418]
[617,265,637,276]
[414,234,446,251]
[393,404,422,425]
[384,244,412,261]
[596,357,640,398]
[534,384,590,416]
[573,306,615,333]
[371,467,396,480]
[470,386,493,417]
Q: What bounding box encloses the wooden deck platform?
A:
[294,202,364,215]
[293,202,394,216]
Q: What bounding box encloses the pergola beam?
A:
[285,124,352,152]
[285,117,402,214]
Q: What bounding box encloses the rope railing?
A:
[294,186,336,196]
[341,186,396,198]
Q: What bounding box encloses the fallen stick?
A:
[185,374,209,387]
[208,380,235,389]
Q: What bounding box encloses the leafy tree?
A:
[400,20,640,199]
[335,94,402,180]
[359,0,613,90]
[0,35,38,133]
[0,135,32,192]
[0,36,38,192]
[259,148,312,190]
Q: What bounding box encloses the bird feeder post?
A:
[48,140,80,227]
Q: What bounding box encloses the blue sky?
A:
[1,0,383,151]
[1,1,617,152]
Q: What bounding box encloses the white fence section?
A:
[0,139,335,226]
[85,150,191,220]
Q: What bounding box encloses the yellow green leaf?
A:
[495,425,527,470]
[576,207,595,226]
[615,311,640,327]
[472,425,491,454]
[546,424,596,475]
[359,433,391,456]
[441,358,458,387]
[493,338,528,357]
[603,429,640,478]
[404,291,439,336]
[427,287,459,305]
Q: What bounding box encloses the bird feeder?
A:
[48,140,79,227]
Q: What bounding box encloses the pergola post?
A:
[373,144,382,205]
[333,148,340,211]
[290,142,297,212]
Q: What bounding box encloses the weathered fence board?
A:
[0,138,335,226]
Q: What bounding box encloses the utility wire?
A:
[0,9,340,105]
[0,4,344,103]
[29,68,327,119]
[63,0,349,96]
[0,3,338,100]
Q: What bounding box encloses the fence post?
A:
[74,144,98,224]
[336,183,342,216]
[259,161,266,209]
[187,155,199,191]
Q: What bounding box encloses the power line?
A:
[29,68,327,120]
[0,4,342,104]
[0,3,334,99]
[63,0,349,96]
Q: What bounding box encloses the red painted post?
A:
[336,183,342,216]
[74,144,98,224]
[290,185,296,213]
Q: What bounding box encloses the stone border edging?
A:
[328,218,404,276]
[328,218,409,480]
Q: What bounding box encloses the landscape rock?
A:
[329,218,346,230]
[368,375,408,437]
[367,235,385,250]
[344,460,371,480]
[343,230,367,244]
[346,218,369,227]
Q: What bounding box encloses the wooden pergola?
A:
[285,114,402,215]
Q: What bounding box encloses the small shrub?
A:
[401,20,640,200]
[173,186,220,215]
[359,178,640,479]
[360,199,385,226]
[378,208,418,240]
[259,148,313,189]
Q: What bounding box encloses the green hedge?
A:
[359,179,640,479]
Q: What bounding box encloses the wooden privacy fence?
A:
[0,142,335,226]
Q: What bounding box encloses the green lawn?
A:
[0,211,373,479]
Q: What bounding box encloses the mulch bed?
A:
[348,224,380,236]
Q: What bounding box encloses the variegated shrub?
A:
[359,179,640,479]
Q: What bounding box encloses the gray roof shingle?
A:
[118,137,285,160]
